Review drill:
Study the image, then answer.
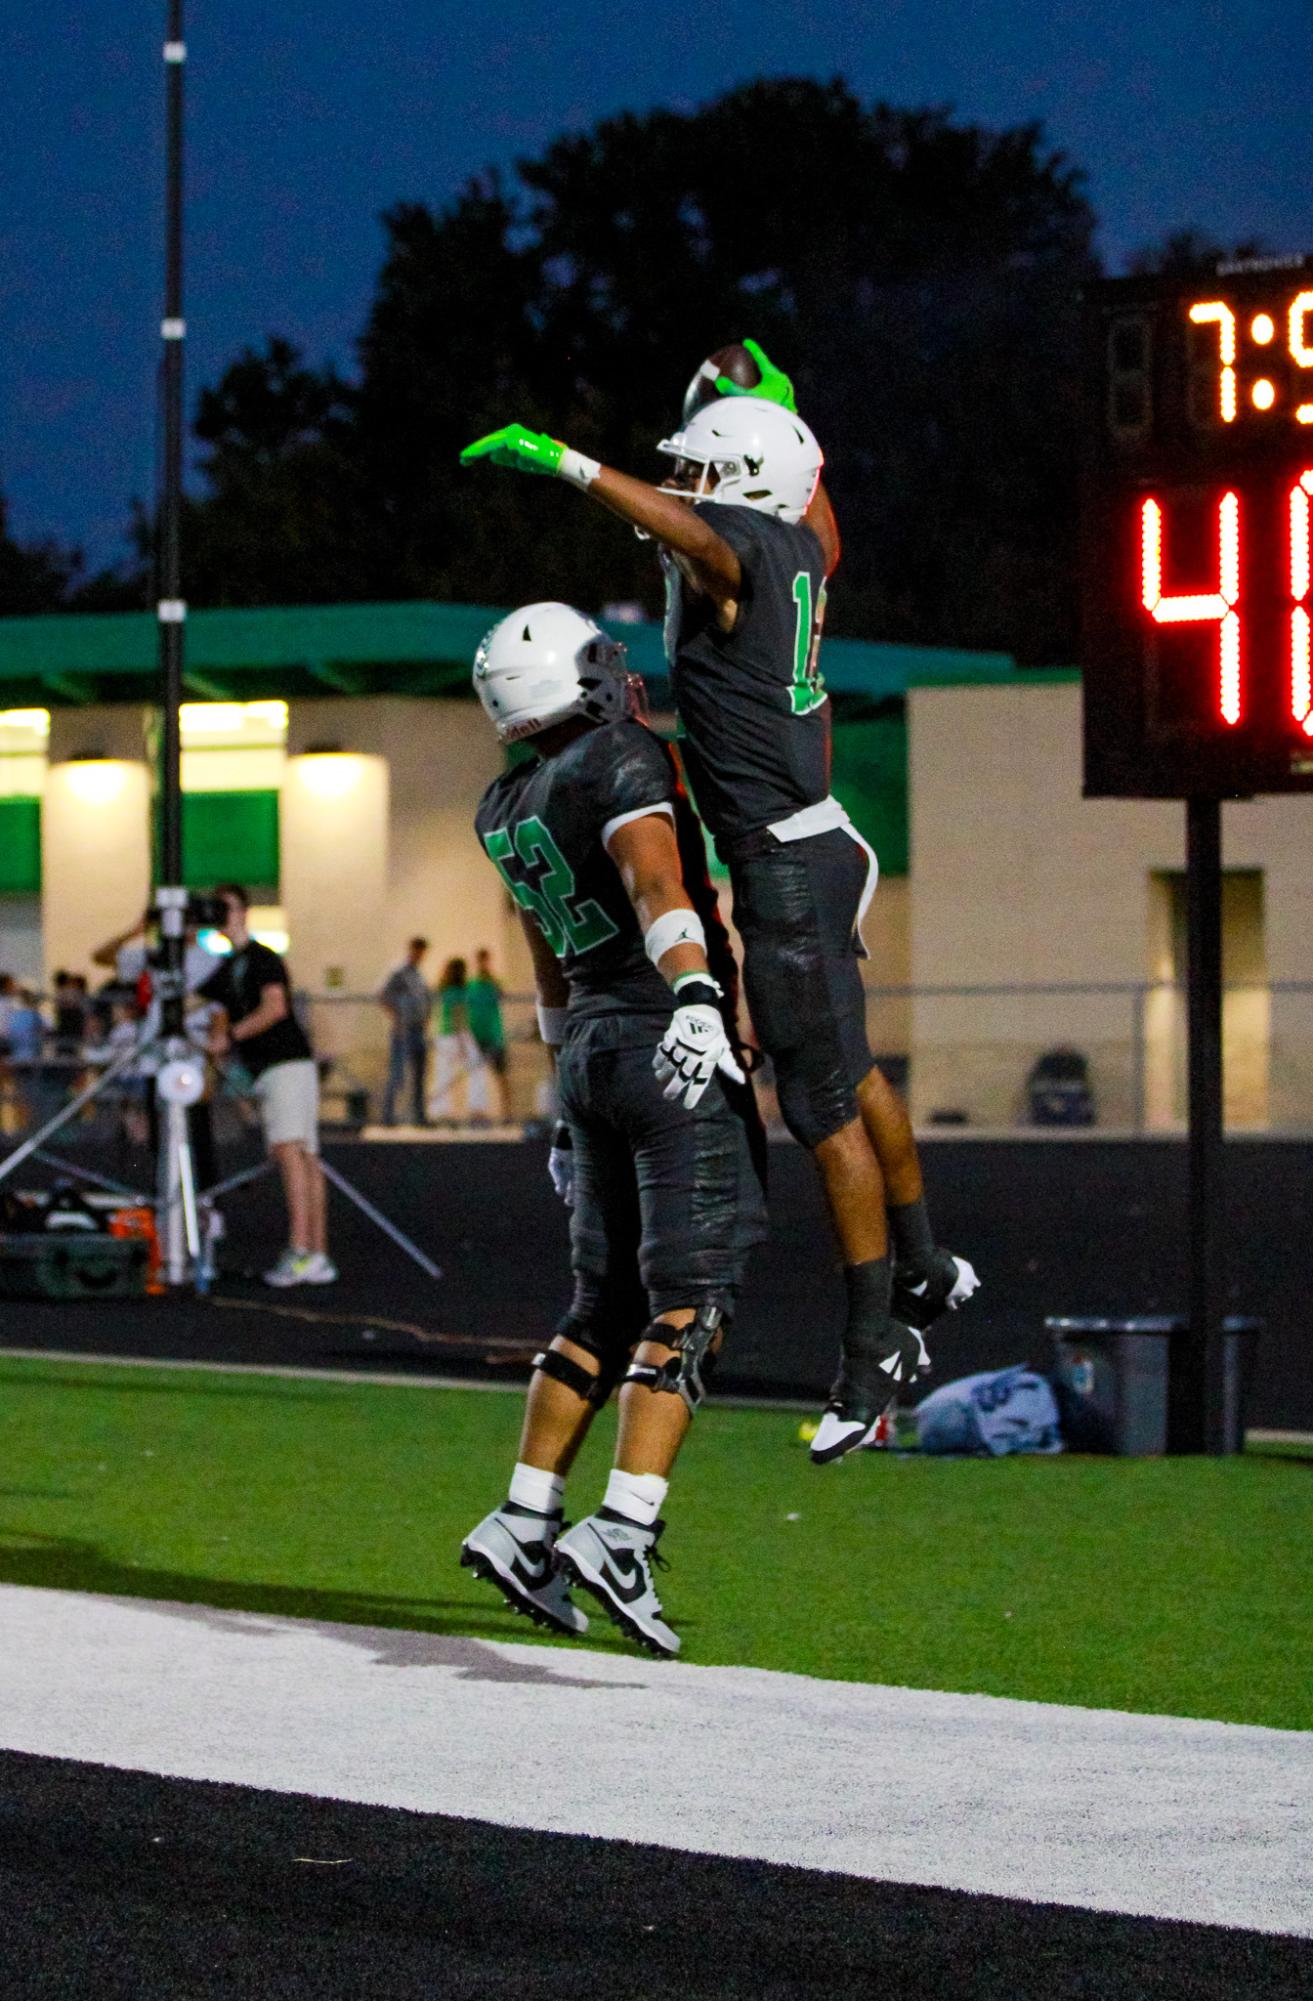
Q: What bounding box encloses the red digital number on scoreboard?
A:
[1083,259,1313,797]
[1138,475,1313,736]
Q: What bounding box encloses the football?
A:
[681,342,761,423]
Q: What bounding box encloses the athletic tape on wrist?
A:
[558,447,601,490]
[671,970,723,1000]
[536,1002,568,1046]
[644,907,707,970]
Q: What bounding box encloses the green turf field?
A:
[1,1353,1308,1730]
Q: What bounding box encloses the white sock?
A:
[604,1468,668,1527]
[508,1462,565,1515]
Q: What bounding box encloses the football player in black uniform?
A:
[460,601,766,1656]
[674,341,979,1431]
[461,388,975,1464]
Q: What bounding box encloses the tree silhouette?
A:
[105,80,1103,660]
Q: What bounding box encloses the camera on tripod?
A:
[148,891,229,933]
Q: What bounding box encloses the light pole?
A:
[154,2,201,1284]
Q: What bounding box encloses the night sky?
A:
[4,0,1309,569]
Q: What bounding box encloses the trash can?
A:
[1045,1315,1262,1455]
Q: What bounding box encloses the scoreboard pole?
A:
[1173,798,1229,1454]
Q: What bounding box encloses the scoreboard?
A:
[1081,255,1313,798]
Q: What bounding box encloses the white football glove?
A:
[547,1122,574,1206]
[654,1004,745,1111]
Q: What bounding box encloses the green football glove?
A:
[459,423,565,475]
[715,337,797,413]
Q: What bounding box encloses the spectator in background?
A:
[101,998,150,1147]
[6,988,47,1129]
[378,936,431,1126]
[0,973,14,1128]
[0,972,17,1053]
[466,946,508,1123]
[93,909,221,1020]
[51,971,88,1057]
[7,989,45,1064]
[429,956,473,1122]
[200,884,336,1289]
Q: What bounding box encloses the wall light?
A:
[180,702,246,738]
[246,701,289,732]
[295,751,362,800]
[0,709,50,735]
[180,699,289,744]
[63,759,128,806]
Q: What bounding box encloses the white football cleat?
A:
[461,1503,588,1638]
[554,1508,680,1656]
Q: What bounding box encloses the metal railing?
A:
[860,978,1313,1135]
[300,980,1313,1136]
[3,980,1310,1137]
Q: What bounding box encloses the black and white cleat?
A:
[554,1508,680,1657]
[810,1320,930,1466]
[460,1501,589,1637]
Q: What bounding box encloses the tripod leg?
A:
[32,1149,149,1202]
[317,1155,444,1282]
[0,1037,145,1190]
[178,1131,200,1260]
[158,1097,200,1286]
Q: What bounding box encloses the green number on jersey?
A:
[789,571,828,716]
[483,816,619,959]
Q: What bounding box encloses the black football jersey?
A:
[663,502,831,845]
[474,719,735,1021]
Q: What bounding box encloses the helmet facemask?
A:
[655,450,722,505]
[574,636,647,729]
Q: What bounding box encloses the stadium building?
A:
[2,600,1311,1129]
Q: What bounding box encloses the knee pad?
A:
[775,1060,859,1151]
[535,1314,629,1410]
[623,1300,726,1415]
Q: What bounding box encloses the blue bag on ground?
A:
[915,1364,1064,1456]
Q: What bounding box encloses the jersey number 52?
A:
[484,817,619,958]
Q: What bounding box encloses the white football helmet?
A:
[472,602,640,744]
[656,398,822,523]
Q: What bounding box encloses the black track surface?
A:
[2,1749,1309,1999]
[2,1134,1310,1428]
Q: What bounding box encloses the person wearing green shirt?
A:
[466,946,507,1121]
[429,957,472,1121]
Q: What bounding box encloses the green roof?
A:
[0,599,1067,706]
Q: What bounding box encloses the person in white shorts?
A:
[199,885,335,1287]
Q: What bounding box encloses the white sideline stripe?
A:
[0,1349,1298,1436]
[0,1349,816,1412]
[0,1348,520,1394]
[0,1585,1308,1938]
[0,1350,1298,1432]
